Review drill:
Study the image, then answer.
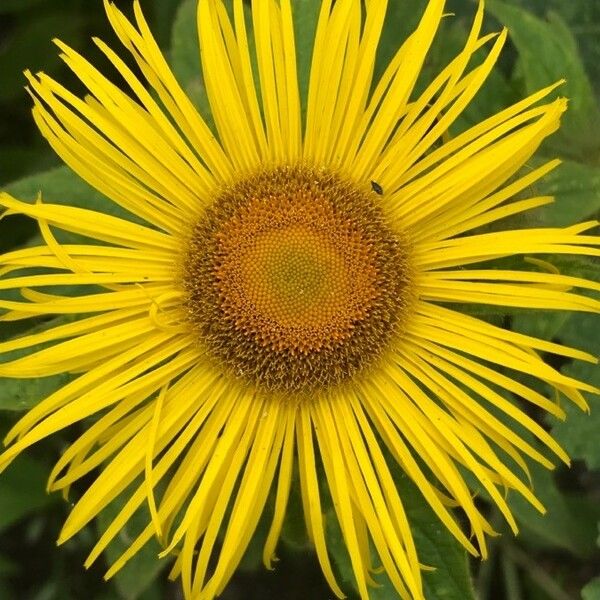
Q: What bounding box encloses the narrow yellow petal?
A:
[145,384,168,540]
[350,0,445,179]
[296,404,345,598]
[263,404,296,569]
[313,398,370,598]
[104,0,233,181]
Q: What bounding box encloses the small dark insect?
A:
[371,180,383,195]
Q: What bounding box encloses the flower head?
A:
[1,1,599,599]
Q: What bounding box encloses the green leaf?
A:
[510,256,600,342]
[0,168,143,410]
[0,0,46,12]
[531,300,600,473]
[0,145,58,187]
[5,165,131,221]
[534,160,600,226]
[0,454,58,532]
[507,460,600,558]
[291,0,321,122]
[486,1,600,162]
[0,13,83,103]
[0,555,17,576]
[510,310,570,348]
[552,360,600,471]
[327,470,475,600]
[375,0,427,83]
[400,475,475,600]
[556,3,600,103]
[170,0,212,122]
[149,0,185,49]
[583,577,600,600]
[0,370,71,412]
[3,165,141,245]
[0,316,73,411]
[494,0,600,102]
[97,498,168,600]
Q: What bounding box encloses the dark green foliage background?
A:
[1,1,599,599]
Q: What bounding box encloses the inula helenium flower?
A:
[1,1,599,598]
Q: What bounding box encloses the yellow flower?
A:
[1,0,599,598]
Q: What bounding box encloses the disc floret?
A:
[183,166,412,393]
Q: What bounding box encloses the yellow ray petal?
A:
[198,0,261,171]
[49,393,151,492]
[407,314,598,395]
[350,0,445,179]
[397,81,563,192]
[374,2,490,186]
[396,344,562,480]
[181,393,261,599]
[361,385,480,554]
[396,99,566,230]
[59,356,213,546]
[313,397,370,599]
[206,402,286,597]
[1,334,190,455]
[0,193,177,252]
[305,0,361,163]
[409,159,561,244]
[94,373,229,573]
[362,376,486,555]
[0,307,142,354]
[263,403,296,569]
[329,0,389,167]
[104,0,232,181]
[337,396,423,598]
[415,224,600,269]
[297,403,345,598]
[383,363,519,537]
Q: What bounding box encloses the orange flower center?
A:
[183,166,411,393]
